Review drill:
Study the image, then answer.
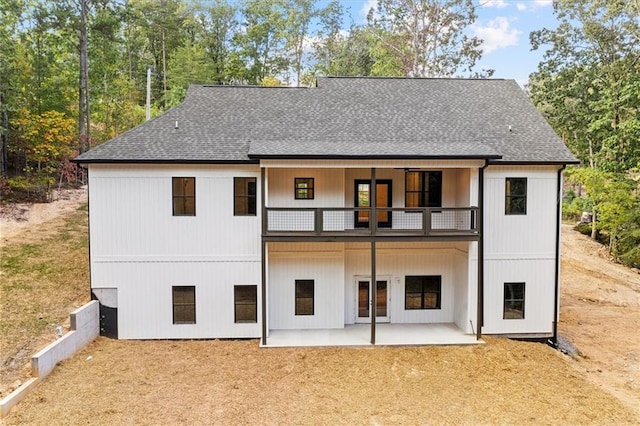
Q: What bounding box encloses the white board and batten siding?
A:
[268,250,345,330]
[482,165,561,335]
[88,164,261,339]
[267,242,474,332]
[343,245,469,327]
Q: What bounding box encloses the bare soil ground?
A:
[1,196,639,424]
[3,337,637,425]
[0,188,87,240]
[559,224,640,416]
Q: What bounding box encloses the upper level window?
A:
[234,177,257,216]
[504,282,525,319]
[172,177,195,216]
[295,178,314,200]
[405,276,441,310]
[405,171,442,208]
[295,279,314,315]
[172,286,196,324]
[505,178,527,215]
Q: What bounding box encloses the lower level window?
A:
[504,282,525,319]
[405,276,441,309]
[234,285,257,323]
[172,286,196,324]
[295,280,314,315]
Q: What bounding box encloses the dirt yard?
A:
[3,337,637,425]
[559,224,640,415]
[1,195,639,423]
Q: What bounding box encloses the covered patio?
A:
[262,323,483,348]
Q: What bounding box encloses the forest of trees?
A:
[529,0,639,267]
[0,0,638,266]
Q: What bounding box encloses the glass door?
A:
[354,180,392,228]
[355,279,389,323]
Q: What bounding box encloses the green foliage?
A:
[566,167,640,268]
[531,1,640,268]
[529,0,640,172]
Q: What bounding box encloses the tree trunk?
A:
[162,27,167,107]
[78,0,90,152]
[0,84,8,175]
[591,209,597,240]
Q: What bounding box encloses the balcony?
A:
[264,207,479,241]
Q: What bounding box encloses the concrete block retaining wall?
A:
[0,300,99,418]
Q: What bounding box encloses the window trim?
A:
[172,177,196,216]
[503,282,525,319]
[295,279,315,315]
[172,286,196,324]
[234,177,257,216]
[404,276,442,310]
[294,177,315,200]
[405,171,442,208]
[505,177,527,215]
[234,285,258,323]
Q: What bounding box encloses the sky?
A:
[339,0,559,87]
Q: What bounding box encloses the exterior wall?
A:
[482,165,560,335]
[266,242,471,331]
[268,245,344,330]
[87,161,562,340]
[343,168,471,208]
[267,168,344,208]
[343,242,470,325]
[88,164,261,339]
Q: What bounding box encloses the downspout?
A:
[476,160,489,340]
[261,167,267,346]
[85,166,92,299]
[552,165,566,346]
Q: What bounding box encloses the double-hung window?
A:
[505,178,527,215]
[234,285,257,323]
[172,286,196,324]
[172,177,195,216]
[234,177,257,216]
[295,280,314,315]
[294,178,314,200]
[503,282,525,319]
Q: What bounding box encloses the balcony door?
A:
[355,279,390,323]
[354,180,392,228]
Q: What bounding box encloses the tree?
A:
[186,0,238,85]
[0,0,27,175]
[11,108,76,178]
[530,0,640,173]
[235,0,289,84]
[283,0,314,86]
[370,0,491,77]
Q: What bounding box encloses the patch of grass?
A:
[0,208,89,395]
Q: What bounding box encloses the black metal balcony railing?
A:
[264,207,478,237]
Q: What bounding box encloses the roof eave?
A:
[248,154,503,160]
[72,158,260,165]
[487,159,581,166]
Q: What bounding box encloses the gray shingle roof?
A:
[74,77,578,164]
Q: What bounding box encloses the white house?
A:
[74,77,578,346]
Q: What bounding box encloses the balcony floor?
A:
[262,323,483,348]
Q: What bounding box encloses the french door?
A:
[354,180,392,228]
[355,279,390,323]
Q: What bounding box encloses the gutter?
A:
[552,164,566,346]
[477,160,489,340]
